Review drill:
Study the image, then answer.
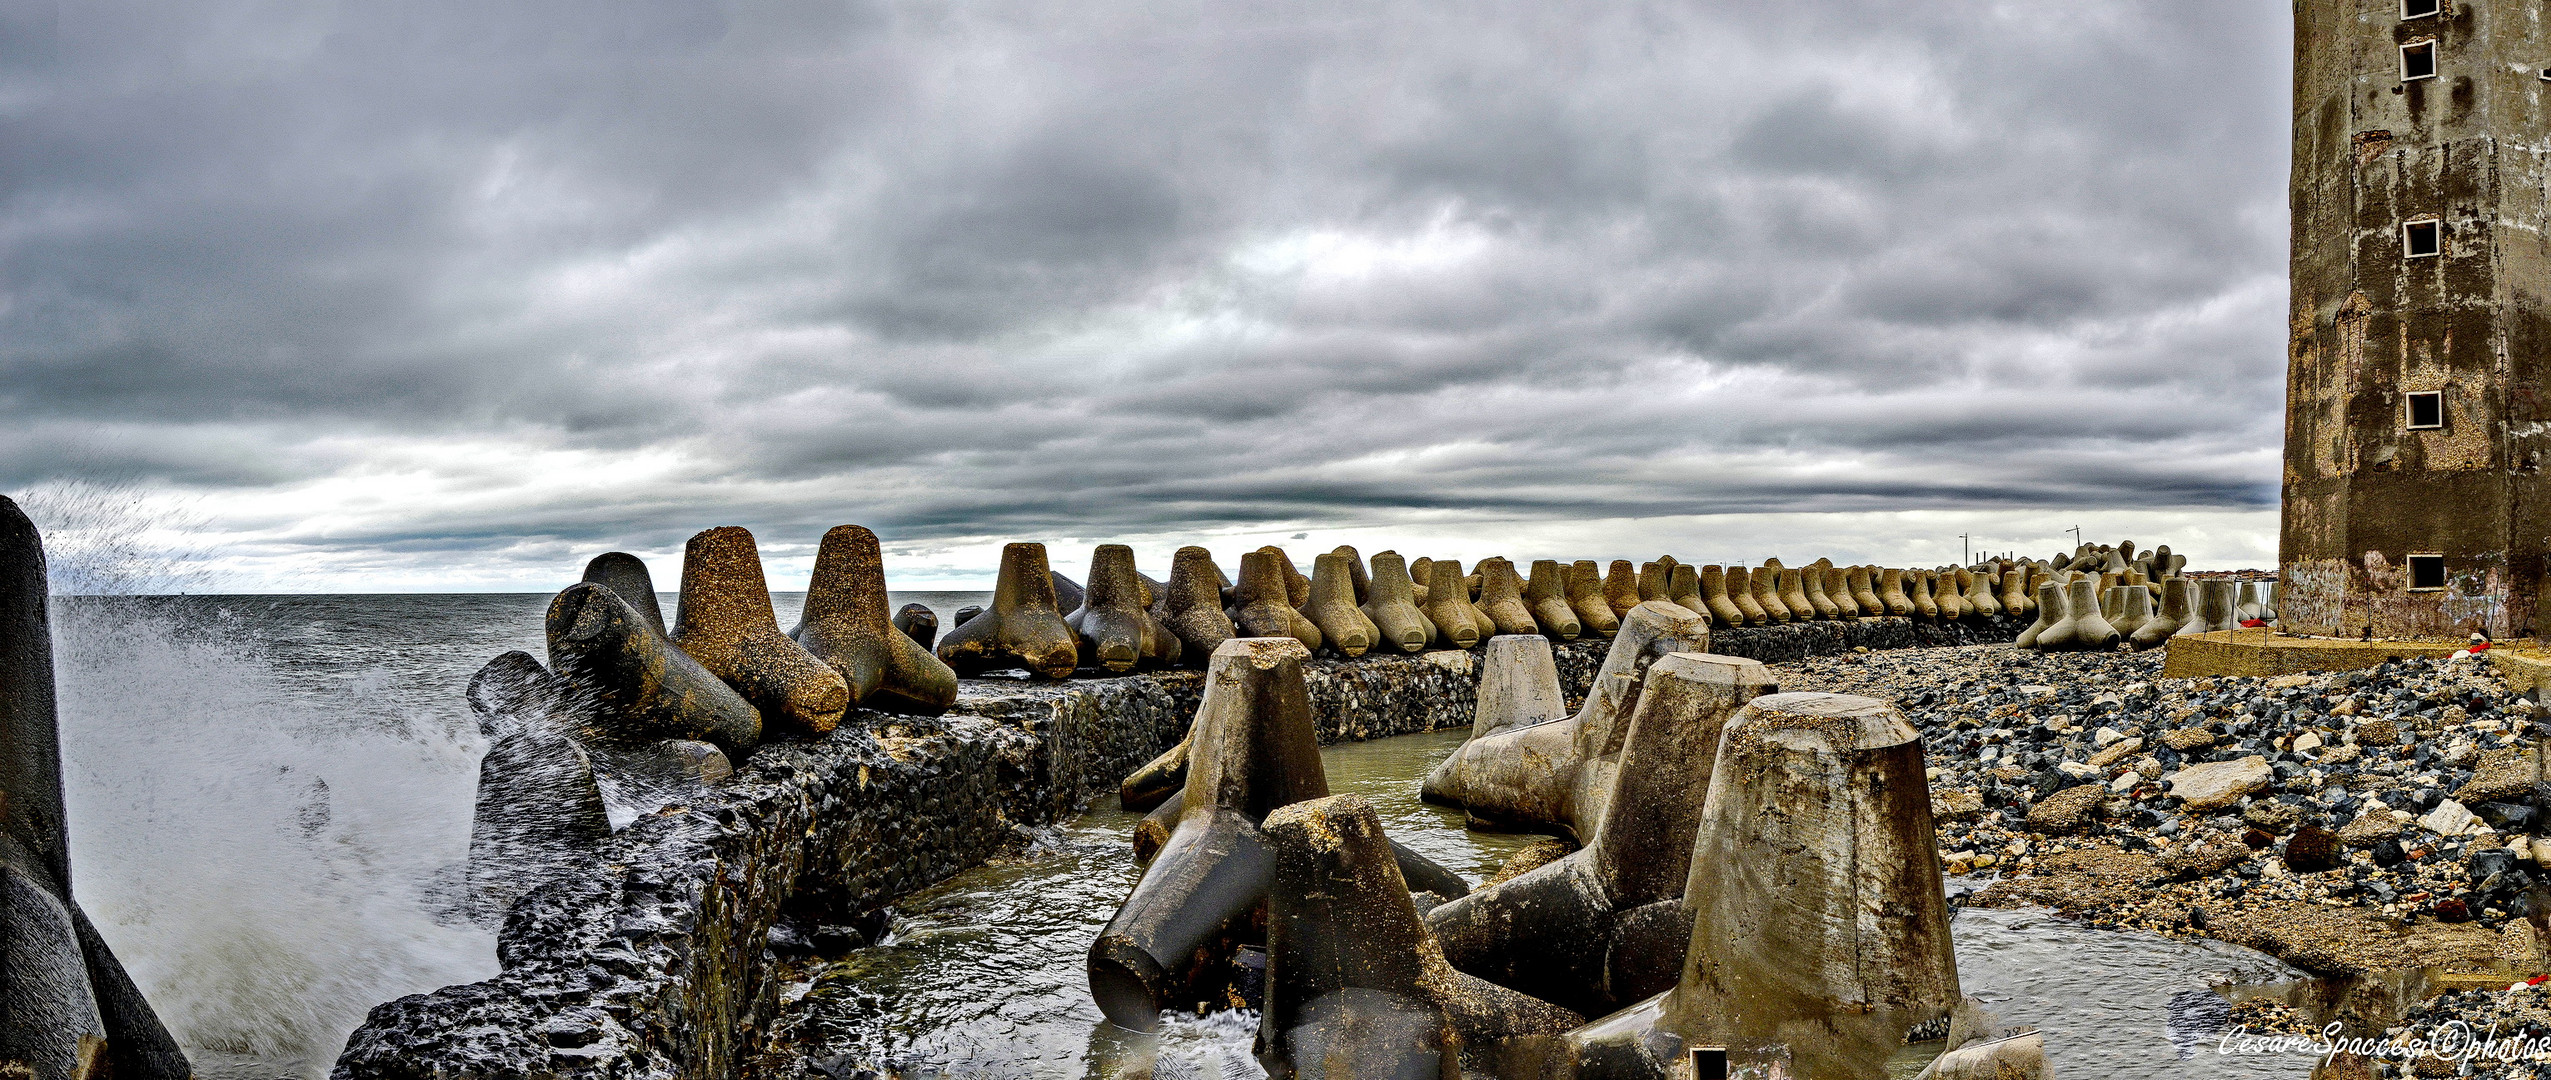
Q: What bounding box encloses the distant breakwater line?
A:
[331,614,2007,1080]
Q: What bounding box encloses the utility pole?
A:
[2066,525,2083,549]
[1959,533,1971,565]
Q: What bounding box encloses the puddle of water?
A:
[758,728,2321,1079]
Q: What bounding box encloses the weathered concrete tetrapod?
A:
[1428,653,1777,1017]
[1727,566,1769,626]
[1257,795,1582,1080]
[1476,558,1540,637]
[1332,545,1372,605]
[1420,560,1485,649]
[1699,566,1747,628]
[581,551,668,637]
[0,496,192,1080]
[1360,551,1436,654]
[1092,639,1468,1029]
[2108,585,2149,643]
[1257,546,1312,609]
[2200,579,2239,633]
[2166,579,2207,639]
[463,652,612,921]
[1910,571,1941,622]
[1823,564,1860,618]
[2040,577,2120,652]
[1304,553,1379,657]
[1230,550,1324,652]
[1567,560,1621,638]
[1559,692,1960,1080]
[1637,561,1670,603]
[1665,564,1705,619]
[1603,560,1643,618]
[937,542,1084,679]
[1964,569,2000,619]
[1159,546,1238,663]
[1803,564,1842,619]
[547,582,763,753]
[2236,581,2265,624]
[672,527,849,736]
[1416,602,1711,839]
[1419,635,1566,803]
[1751,565,1793,623]
[1778,566,1816,622]
[1999,568,2033,619]
[1850,566,1885,617]
[795,525,961,715]
[891,603,938,650]
[1070,544,1181,672]
[1050,570,1087,617]
[1879,568,1914,617]
[1524,560,1584,641]
[2013,581,2062,651]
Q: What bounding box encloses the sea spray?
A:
[15,482,499,1075]
[53,599,498,1074]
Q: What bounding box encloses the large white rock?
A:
[2162,756,2271,812]
[2421,798,2479,837]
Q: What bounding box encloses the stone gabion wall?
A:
[333,614,2005,1080]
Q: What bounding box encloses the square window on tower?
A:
[2407,553,2446,591]
[2404,219,2441,258]
[2402,0,2441,18]
[2406,390,2445,430]
[2402,40,2439,81]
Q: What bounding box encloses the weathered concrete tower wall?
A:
[2282,0,2551,640]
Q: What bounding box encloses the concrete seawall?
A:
[333,615,2007,1079]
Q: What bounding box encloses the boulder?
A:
[2027,784,2108,834]
[2283,826,2344,873]
[2337,809,2408,848]
[2456,746,2543,805]
[2164,756,2271,812]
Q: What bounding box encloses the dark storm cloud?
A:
[0,0,2293,584]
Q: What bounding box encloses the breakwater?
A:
[332,615,2008,1079]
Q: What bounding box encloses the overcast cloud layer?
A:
[0,0,2291,590]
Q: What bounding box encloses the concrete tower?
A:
[2281,0,2551,640]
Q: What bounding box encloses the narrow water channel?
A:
[756,729,2321,1079]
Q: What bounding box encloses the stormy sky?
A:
[0,0,2291,591]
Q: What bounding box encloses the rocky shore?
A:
[1790,644,2551,1075]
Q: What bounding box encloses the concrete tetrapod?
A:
[581,551,668,637]
[1911,571,1942,622]
[2040,578,2120,652]
[795,525,961,715]
[1750,565,1792,623]
[2129,581,2181,649]
[1524,560,1584,641]
[1823,564,1860,618]
[1803,563,1842,619]
[1331,545,1373,605]
[547,582,763,753]
[1476,558,1540,637]
[1050,571,1086,618]
[2166,580,2207,640]
[1420,560,1486,649]
[2236,581,2265,624]
[1778,566,1817,621]
[1258,546,1313,609]
[1417,602,1712,839]
[1603,561,1642,619]
[2013,581,2062,650]
[1567,560,1621,639]
[1358,551,1436,655]
[950,604,984,629]
[2199,579,2239,633]
[1879,568,1914,617]
[1698,566,1747,628]
[0,497,192,1080]
[1727,567,1769,626]
[1419,635,1567,803]
[1659,564,1700,620]
[2000,568,2033,619]
[1090,639,1468,1030]
[1157,547,1238,664]
[938,542,1083,679]
[1231,550,1324,652]
[1849,566,1885,617]
[1304,553,1379,657]
[672,527,849,736]
[1257,794,1582,1080]
[2111,585,2153,646]
[1070,544,1182,672]
[1553,693,1960,1080]
[463,652,611,921]
[1964,568,2000,619]
[1427,654,1777,1018]
[1637,561,1669,603]
[892,604,938,650]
